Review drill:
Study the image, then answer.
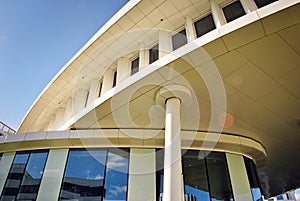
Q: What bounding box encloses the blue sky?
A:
[0,0,128,130]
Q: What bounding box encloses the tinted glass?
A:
[0,153,2,161]
[254,0,278,8]
[112,71,117,87]
[156,149,164,201]
[59,149,107,201]
[104,149,129,201]
[244,157,263,201]
[183,150,210,201]
[194,14,216,38]
[17,151,48,201]
[206,152,234,201]
[131,57,139,75]
[1,152,29,201]
[98,81,103,97]
[172,29,187,50]
[149,44,159,64]
[1,151,48,201]
[222,1,246,22]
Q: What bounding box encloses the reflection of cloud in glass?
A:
[109,185,127,196]
[91,174,103,180]
[107,154,127,169]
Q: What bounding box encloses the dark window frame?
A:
[222,0,246,23]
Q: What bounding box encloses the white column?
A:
[47,114,56,131]
[86,79,99,106]
[226,153,253,201]
[185,15,196,42]
[73,89,88,114]
[127,148,156,201]
[54,107,65,129]
[159,30,172,58]
[37,149,69,201]
[102,68,113,93]
[139,43,149,69]
[117,57,130,84]
[0,152,15,195]
[64,97,73,122]
[240,0,258,13]
[163,97,183,201]
[210,0,227,27]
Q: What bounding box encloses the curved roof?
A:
[17,0,300,197]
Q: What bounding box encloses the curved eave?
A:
[19,0,299,134]
[18,0,142,133]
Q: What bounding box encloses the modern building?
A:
[0,0,299,200]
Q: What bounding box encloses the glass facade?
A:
[244,157,263,201]
[131,57,139,75]
[254,0,278,8]
[222,1,246,23]
[0,150,48,201]
[172,29,187,50]
[183,151,234,201]
[0,149,262,201]
[149,44,159,64]
[194,14,216,38]
[59,149,129,201]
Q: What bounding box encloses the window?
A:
[98,80,103,97]
[0,153,2,162]
[1,150,48,201]
[156,149,164,201]
[59,149,107,201]
[104,149,129,201]
[182,150,210,201]
[254,0,278,8]
[244,157,263,201]
[194,14,216,38]
[112,70,117,87]
[172,29,187,50]
[131,57,139,75]
[222,1,246,23]
[149,44,159,64]
[59,149,129,201]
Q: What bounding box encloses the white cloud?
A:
[109,185,127,196]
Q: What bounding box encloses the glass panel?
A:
[104,149,129,201]
[131,57,139,75]
[206,152,234,201]
[172,29,187,50]
[0,152,29,201]
[98,81,103,97]
[254,0,278,8]
[0,153,2,161]
[222,1,246,23]
[17,151,48,201]
[244,157,263,201]
[194,14,216,38]
[156,149,164,201]
[149,44,159,64]
[112,71,117,87]
[183,150,210,201]
[59,149,107,201]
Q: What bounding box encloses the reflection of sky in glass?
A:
[13,152,29,164]
[65,149,107,180]
[25,152,48,179]
[104,151,129,201]
[185,185,210,201]
[252,188,262,201]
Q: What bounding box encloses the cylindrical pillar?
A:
[163,97,183,201]
[210,0,226,27]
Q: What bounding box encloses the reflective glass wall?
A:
[183,151,234,201]
[0,150,48,201]
[59,148,129,201]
